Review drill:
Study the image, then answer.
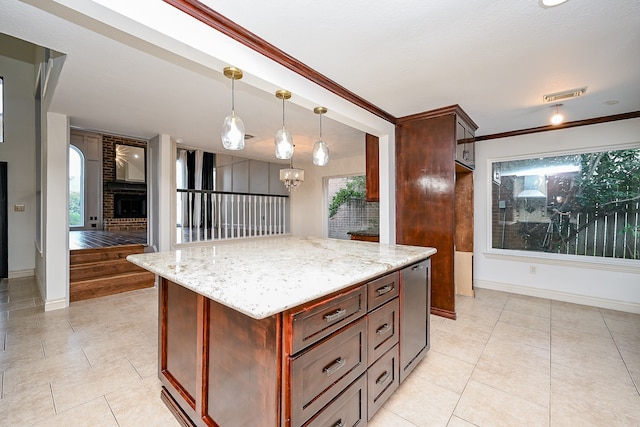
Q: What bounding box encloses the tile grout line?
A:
[446,294,510,425]
[599,308,640,397]
[104,395,122,427]
[49,382,59,415]
[82,348,94,368]
[127,357,144,381]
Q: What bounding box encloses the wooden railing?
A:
[176,189,289,243]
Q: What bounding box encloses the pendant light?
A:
[274,90,294,159]
[312,107,329,166]
[221,66,245,150]
[550,104,564,125]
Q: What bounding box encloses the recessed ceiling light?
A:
[539,0,569,8]
[605,100,620,105]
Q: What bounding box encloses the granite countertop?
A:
[127,235,436,320]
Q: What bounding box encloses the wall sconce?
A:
[221,66,245,150]
[312,107,330,166]
[274,90,294,159]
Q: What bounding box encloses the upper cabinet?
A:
[455,118,475,169]
[365,133,379,202]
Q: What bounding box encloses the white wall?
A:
[291,153,366,237]
[0,51,37,277]
[474,118,640,313]
[42,112,70,309]
[149,134,174,252]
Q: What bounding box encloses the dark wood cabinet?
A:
[158,259,431,426]
[396,105,477,319]
[365,133,379,202]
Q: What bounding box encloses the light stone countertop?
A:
[126,235,436,319]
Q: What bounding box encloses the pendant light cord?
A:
[282,96,285,127]
[231,76,235,114]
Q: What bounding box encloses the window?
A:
[0,77,4,142]
[69,145,84,227]
[491,147,640,259]
[327,175,379,240]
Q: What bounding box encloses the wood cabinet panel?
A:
[206,300,280,427]
[161,281,199,410]
[365,133,379,202]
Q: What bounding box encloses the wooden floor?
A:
[69,230,147,250]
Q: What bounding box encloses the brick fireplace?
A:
[103,135,148,231]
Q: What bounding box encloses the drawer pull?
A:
[376,284,394,296]
[323,308,347,322]
[376,323,391,335]
[333,420,345,427]
[323,357,346,376]
[376,370,390,385]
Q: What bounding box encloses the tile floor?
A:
[1,276,638,426]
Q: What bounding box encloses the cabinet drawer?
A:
[367,344,399,420]
[290,317,367,427]
[291,285,366,354]
[367,298,399,366]
[367,272,399,311]
[304,373,367,427]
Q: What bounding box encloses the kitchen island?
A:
[127,235,436,427]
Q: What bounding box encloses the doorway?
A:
[0,162,8,278]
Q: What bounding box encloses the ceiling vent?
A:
[543,87,587,103]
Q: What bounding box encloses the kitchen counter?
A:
[127,235,435,319]
[128,235,436,426]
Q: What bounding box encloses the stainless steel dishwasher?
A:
[399,258,431,382]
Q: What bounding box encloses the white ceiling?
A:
[1,0,639,164]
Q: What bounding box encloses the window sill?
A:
[483,249,640,274]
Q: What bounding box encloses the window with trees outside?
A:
[69,145,84,227]
[491,147,640,260]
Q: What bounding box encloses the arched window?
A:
[69,145,84,227]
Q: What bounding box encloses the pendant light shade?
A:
[221,67,245,150]
[312,107,329,166]
[550,104,564,125]
[274,90,294,159]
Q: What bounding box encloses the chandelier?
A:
[279,150,304,191]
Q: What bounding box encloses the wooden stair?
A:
[70,244,155,302]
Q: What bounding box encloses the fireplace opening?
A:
[114,193,147,218]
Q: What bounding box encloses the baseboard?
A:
[44,298,68,311]
[430,306,456,320]
[474,280,640,314]
[9,269,35,279]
